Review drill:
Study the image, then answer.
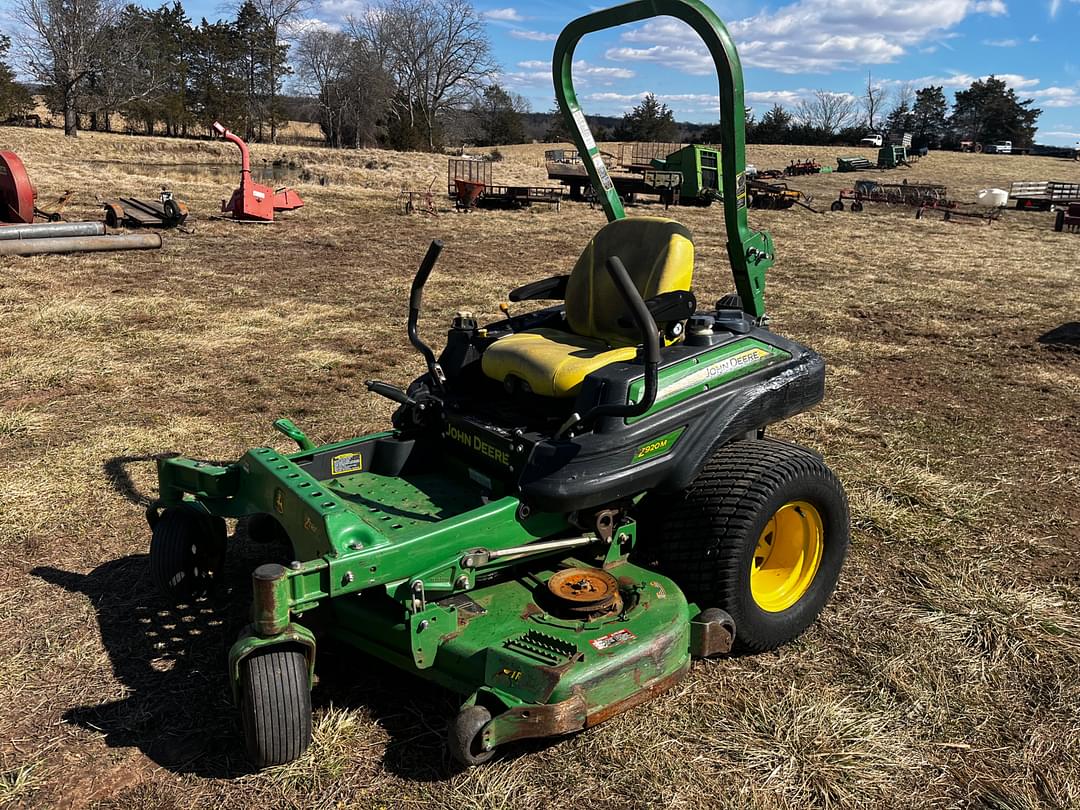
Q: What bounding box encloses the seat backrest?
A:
[565,217,694,346]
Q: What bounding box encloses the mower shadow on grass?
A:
[32,556,250,778]
[1038,322,1080,350]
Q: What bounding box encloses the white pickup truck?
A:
[859,134,883,147]
[987,141,1013,154]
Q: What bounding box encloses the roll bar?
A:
[552,0,774,319]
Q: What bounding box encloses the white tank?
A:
[977,188,1009,208]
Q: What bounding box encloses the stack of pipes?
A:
[0,221,162,256]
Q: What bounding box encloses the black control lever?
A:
[365,380,416,406]
[408,240,447,387]
[556,256,661,438]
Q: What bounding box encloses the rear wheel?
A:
[1055,210,1065,232]
[240,647,312,768]
[643,439,849,653]
[149,507,226,600]
[851,201,864,213]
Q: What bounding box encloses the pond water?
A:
[81,159,309,184]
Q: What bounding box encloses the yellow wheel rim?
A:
[750,501,824,613]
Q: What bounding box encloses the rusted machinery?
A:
[212,121,303,221]
[1,151,37,224]
[784,159,821,177]
[832,180,951,212]
[915,205,1002,225]
[0,231,162,256]
[748,179,819,212]
[1053,203,1080,232]
[103,190,189,228]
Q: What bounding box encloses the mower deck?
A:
[328,558,692,742]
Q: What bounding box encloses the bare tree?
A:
[893,82,915,114]
[297,27,392,148]
[15,0,123,136]
[795,89,858,135]
[247,0,312,141]
[354,0,494,150]
[862,71,890,132]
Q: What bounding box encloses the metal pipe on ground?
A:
[0,232,162,256]
[0,221,106,241]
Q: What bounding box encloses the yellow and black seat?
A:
[481,217,694,398]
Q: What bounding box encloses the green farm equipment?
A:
[877,144,912,169]
[652,144,722,204]
[146,0,849,769]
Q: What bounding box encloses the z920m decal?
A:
[632,427,686,464]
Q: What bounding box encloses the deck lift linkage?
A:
[146,0,849,768]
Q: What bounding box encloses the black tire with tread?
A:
[240,647,312,768]
[447,705,494,767]
[149,507,226,599]
[643,438,849,653]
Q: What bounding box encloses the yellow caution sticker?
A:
[331,452,362,475]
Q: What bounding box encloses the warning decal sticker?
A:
[590,629,637,651]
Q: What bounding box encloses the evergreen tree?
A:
[543,100,573,142]
[753,104,792,144]
[615,93,677,142]
[472,84,527,145]
[950,76,1040,148]
[0,34,33,121]
[911,86,948,148]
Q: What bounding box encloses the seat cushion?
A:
[481,328,638,398]
[566,217,694,346]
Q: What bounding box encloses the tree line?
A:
[540,74,1040,150]
[740,75,1040,149]
[0,2,1043,151]
[1,0,523,146]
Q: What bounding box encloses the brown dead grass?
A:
[0,125,1078,809]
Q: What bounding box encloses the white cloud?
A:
[1030,34,1041,41]
[1050,0,1080,15]
[484,8,523,22]
[1030,86,1080,107]
[607,0,1010,74]
[509,28,556,42]
[572,60,635,82]
[506,59,632,88]
[899,72,1040,90]
[982,38,1018,46]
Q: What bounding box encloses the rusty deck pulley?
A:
[547,567,623,618]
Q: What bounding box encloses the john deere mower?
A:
[146,0,849,768]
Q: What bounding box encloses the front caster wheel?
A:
[149,506,226,599]
[448,705,495,767]
[830,199,844,212]
[646,438,849,653]
[240,647,312,768]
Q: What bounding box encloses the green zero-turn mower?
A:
[146,0,849,768]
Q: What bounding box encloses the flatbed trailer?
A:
[1009,180,1080,211]
[546,161,683,205]
[448,158,561,210]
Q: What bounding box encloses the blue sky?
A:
[474,0,1080,145]
[4,0,1079,144]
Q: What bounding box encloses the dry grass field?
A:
[0,125,1078,809]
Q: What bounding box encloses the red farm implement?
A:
[1,151,38,224]
[784,159,821,177]
[832,180,951,212]
[213,122,304,221]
